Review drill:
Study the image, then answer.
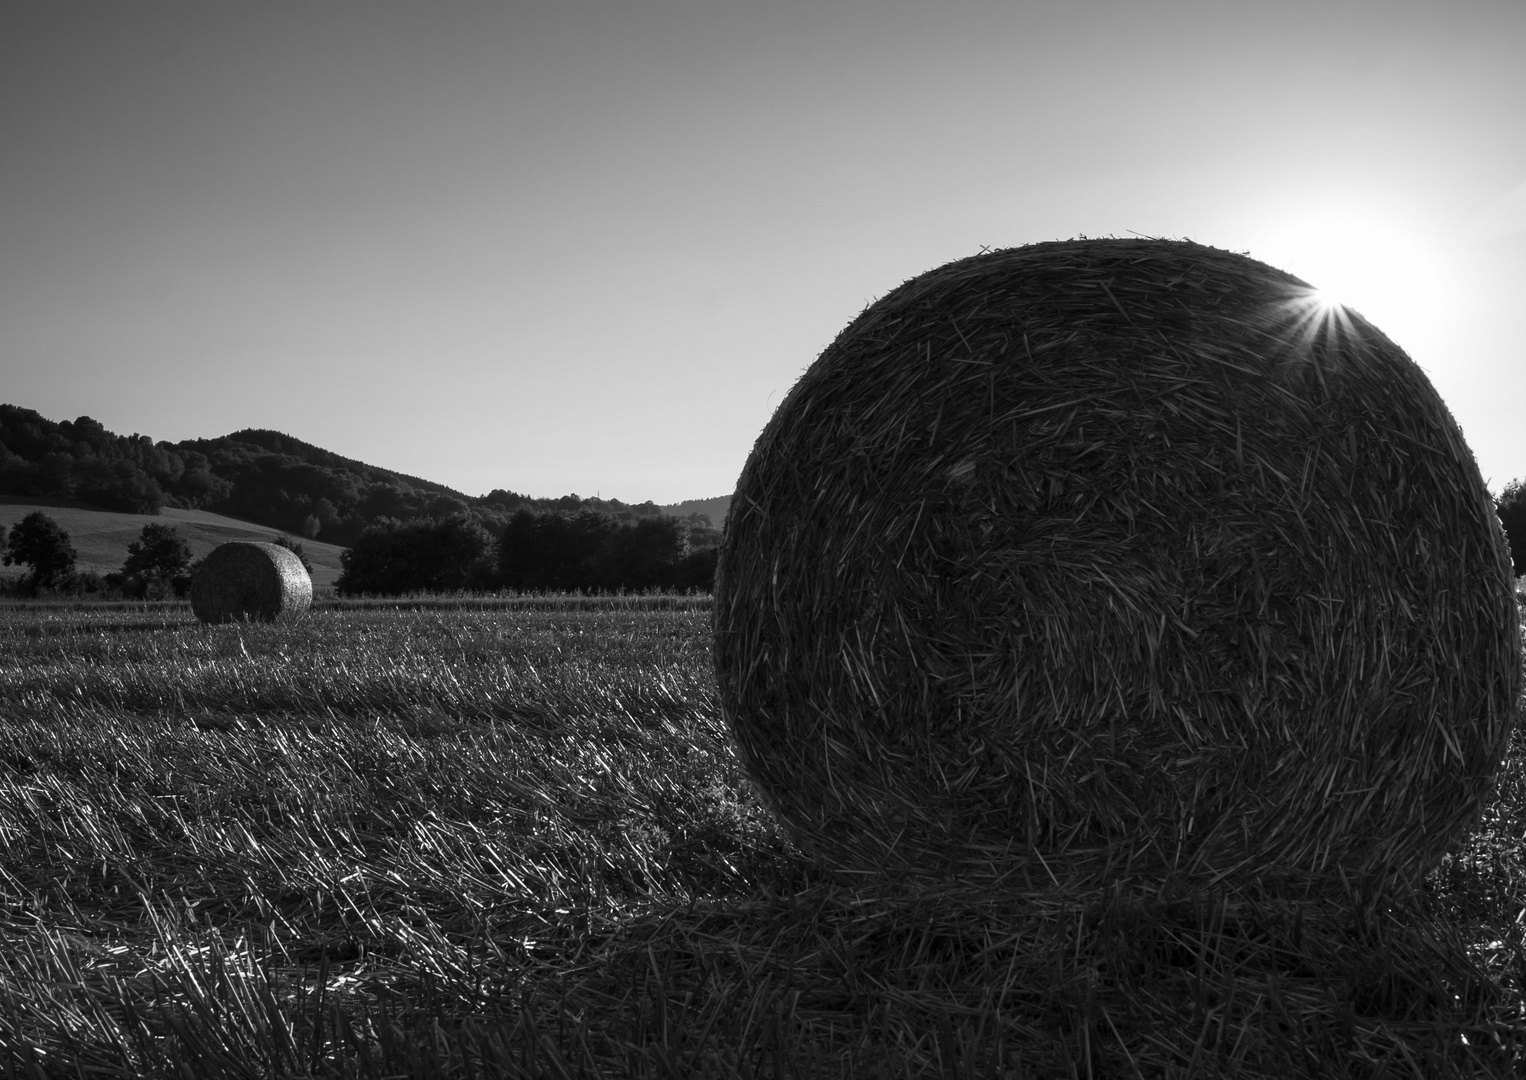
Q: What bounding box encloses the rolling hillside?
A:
[2,405,732,548]
[660,494,731,527]
[0,497,346,587]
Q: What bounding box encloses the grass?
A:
[0,497,348,586]
[0,599,1524,1077]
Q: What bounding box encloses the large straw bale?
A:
[190,541,312,624]
[714,238,1521,901]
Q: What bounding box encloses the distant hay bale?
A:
[714,238,1521,901]
[191,542,312,624]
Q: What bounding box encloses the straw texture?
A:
[190,541,313,624]
[714,238,1521,901]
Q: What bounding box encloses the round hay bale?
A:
[190,541,312,624]
[714,238,1521,900]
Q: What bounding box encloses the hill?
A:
[660,495,732,528]
[0,404,731,545]
[0,497,347,587]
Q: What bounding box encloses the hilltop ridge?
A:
[0,404,730,546]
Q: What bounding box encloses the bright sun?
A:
[1280,283,1357,348]
[1245,202,1460,353]
[1278,228,1418,324]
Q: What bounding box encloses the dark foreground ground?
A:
[1,596,1523,1078]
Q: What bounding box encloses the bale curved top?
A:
[191,541,313,624]
[714,238,1521,901]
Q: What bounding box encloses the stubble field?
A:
[2,597,1525,1078]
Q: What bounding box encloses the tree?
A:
[426,494,470,520]
[336,515,495,596]
[311,498,341,532]
[1497,479,1526,577]
[590,516,687,590]
[672,546,719,592]
[3,511,77,588]
[358,482,414,521]
[496,509,704,592]
[498,509,616,591]
[72,457,165,514]
[482,488,525,510]
[427,515,496,590]
[121,523,193,582]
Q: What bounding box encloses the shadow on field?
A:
[15,881,1515,1079]
[479,882,1526,1079]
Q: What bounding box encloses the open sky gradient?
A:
[2,0,1523,503]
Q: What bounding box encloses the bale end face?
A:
[714,238,1521,901]
[190,542,313,624]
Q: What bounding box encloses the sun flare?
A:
[1246,199,1459,354]
[1280,283,1358,347]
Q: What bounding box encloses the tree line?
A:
[0,507,718,598]
[335,490,1526,594]
[0,405,689,545]
[334,509,717,595]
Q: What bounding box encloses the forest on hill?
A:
[0,405,721,546]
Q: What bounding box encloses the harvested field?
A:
[0,598,1522,1076]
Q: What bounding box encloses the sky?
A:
[1,0,1523,504]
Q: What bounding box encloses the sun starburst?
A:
[1280,283,1358,350]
